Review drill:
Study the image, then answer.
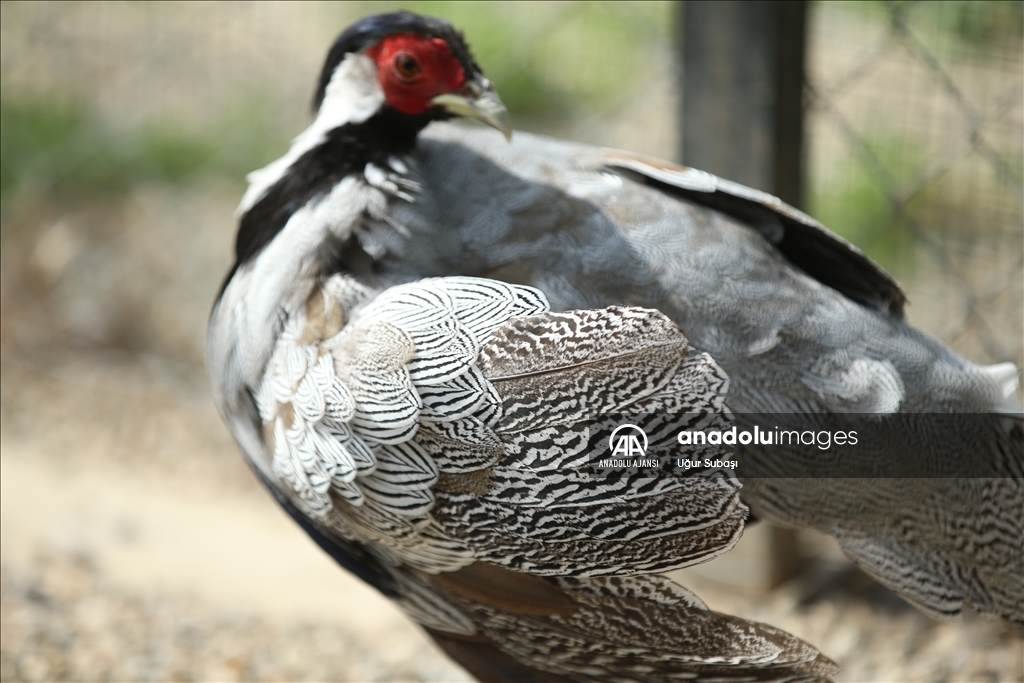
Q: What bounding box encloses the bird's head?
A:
[229,12,512,267]
[312,11,511,140]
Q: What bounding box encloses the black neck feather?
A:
[232,107,441,269]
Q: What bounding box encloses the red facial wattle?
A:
[366,34,467,115]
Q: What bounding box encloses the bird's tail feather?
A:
[414,562,838,683]
[981,361,1023,413]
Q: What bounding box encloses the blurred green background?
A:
[2,1,1021,368]
[1,2,1021,682]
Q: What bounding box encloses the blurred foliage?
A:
[0,97,281,216]
[1,100,207,200]
[809,0,1022,270]
[1,1,673,215]
[809,134,924,272]
[910,0,1023,47]
[835,0,1024,47]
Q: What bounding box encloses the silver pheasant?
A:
[208,11,1022,681]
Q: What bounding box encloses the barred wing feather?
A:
[254,274,836,680]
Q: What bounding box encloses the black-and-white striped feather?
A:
[236,271,837,679]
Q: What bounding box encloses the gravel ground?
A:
[0,354,473,683]
[1,553,461,683]
[1,350,1021,682]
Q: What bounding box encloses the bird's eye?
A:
[394,53,422,80]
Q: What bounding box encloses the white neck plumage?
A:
[209,52,393,423]
[239,53,385,215]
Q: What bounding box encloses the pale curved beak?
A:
[432,76,512,141]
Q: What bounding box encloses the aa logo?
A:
[608,424,648,458]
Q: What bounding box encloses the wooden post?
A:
[678,0,807,208]
[677,0,809,587]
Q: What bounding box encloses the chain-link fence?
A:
[1,3,1021,681]
[807,0,1023,370]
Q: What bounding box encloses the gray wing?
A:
[401,125,1016,416]
[599,149,906,318]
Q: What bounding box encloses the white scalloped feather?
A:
[256,276,548,555]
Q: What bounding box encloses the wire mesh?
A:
[806,0,1023,369]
